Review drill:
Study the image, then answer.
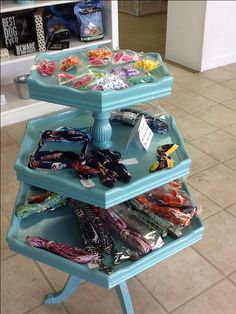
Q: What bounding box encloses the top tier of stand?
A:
[27,47,173,112]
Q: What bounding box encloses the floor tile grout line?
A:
[224,209,236,219]
[222,128,236,138]
[147,100,190,118]
[34,262,71,313]
[168,277,226,314]
[135,276,169,313]
[227,270,236,278]
[187,137,235,163]
[34,261,58,293]
[224,202,236,210]
[191,113,236,131]
[187,163,235,209]
[181,127,220,144]
[192,246,231,278]
[221,102,236,112]
[187,182,236,219]
[1,252,17,262]
[21,301,70,314]
[197,208,225,222]
[228,276,236,287]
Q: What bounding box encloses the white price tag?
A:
[126,115,153,151]
[87,262,99,269]
[123,158,139,165]
[1,94,7,106]
[80,178,95,188]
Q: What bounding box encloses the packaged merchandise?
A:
[74,0,104,42]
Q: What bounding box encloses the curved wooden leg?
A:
[116,281,135,314]
[44,274,82,304]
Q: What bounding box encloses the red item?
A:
[136,195,193,228]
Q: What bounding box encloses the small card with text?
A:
[126,115,154,151]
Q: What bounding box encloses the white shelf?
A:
[1,84,67,126]
[1,0,78,13]
[0,0,119,126]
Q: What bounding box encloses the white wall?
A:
[165,0,236,71]
[201,1,236,71]
[165,0,206,71]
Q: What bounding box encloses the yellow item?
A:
[134,59,160,71]
[165,144,179,156]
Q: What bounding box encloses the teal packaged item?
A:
[74,0,104,42]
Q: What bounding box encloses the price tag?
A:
[123,158,139,165]
[87,262,99,269]
[126,115,153,151]
[1,94,7,106]
[80,179,95,188]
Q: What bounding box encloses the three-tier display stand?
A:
[7,47,204,314]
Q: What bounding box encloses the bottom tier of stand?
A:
[7,182,204,289]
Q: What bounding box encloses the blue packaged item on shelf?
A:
[48,5,80,36]
[74,0,104,42]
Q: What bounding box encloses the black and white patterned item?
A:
[34,13,46,52]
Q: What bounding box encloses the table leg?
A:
[92,112,112,149]
[116,281,135,314]
[44,274,82,304]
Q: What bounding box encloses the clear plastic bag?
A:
[112,203,164,249]
[148,180,195,209]
[86,46,112,66]
[111,49,140,65]
[135,182,198,229]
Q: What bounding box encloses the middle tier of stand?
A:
[15,109,191,208]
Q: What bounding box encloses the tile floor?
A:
[1,63,236,314]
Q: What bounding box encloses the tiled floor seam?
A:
[168,277,226,314]
[225,209,236,219]
[187,138,232,163]
[135,276,168,313]
[221,102,236,111]
[188,161,222,179]
[188,172,236,210]
[20,303,70,314]
[222,127,236,138]
[34,262,71,313]
[191,113,236,130]
[35,261,58,293]
[192,246,230,278]
[196,88,236,103]
[1,252,17,262]
[227,271,236,287]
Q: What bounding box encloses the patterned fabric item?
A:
[26,236,100,263]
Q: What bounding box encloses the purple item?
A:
[26,236,100,264]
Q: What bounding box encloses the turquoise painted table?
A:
[7,47,204,313]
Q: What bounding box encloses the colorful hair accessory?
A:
[111,65,140,80]
[58,73,76,85]
[134,59,161,71]
[26,236,100,264]
[73,75,93,89]
[38,60,56,76]
[112,50,140,64]
[87,47,112,66]
[60,56,80,71]
[94,74,128,90]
